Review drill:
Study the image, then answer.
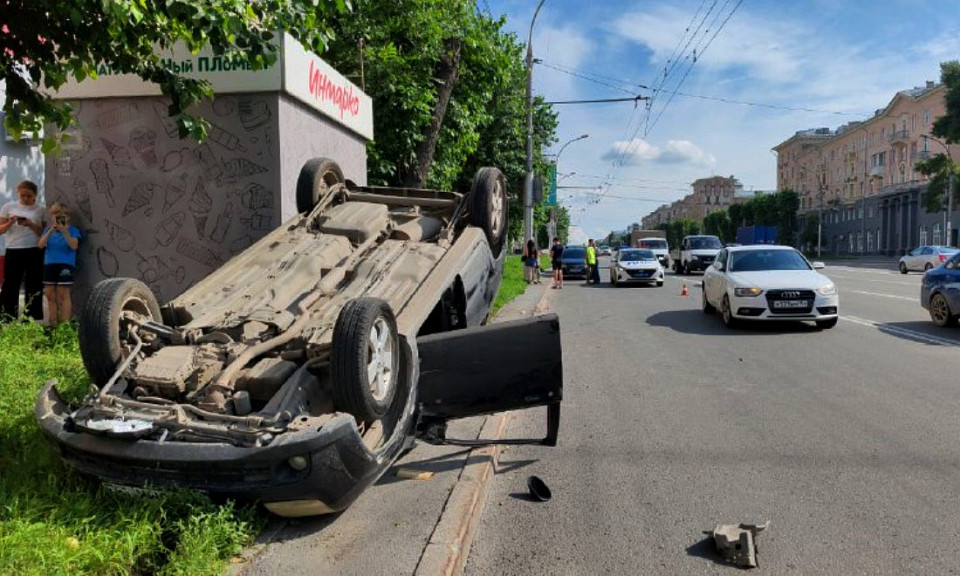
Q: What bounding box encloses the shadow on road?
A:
[647,309,823,336]
[685,535,730,567]
[871,320,960,346]
[376,448,473,486]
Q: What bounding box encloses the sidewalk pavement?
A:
[234,280,554,576]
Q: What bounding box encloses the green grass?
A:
[0,321,262,576]
[0,261,535,574]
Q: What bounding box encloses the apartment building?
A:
[773,81,960,255]
[641,175,742,228]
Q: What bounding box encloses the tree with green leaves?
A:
[702,210,730,241]
[322,0,557,244]
[1,0,348,150]
[918,61,960,213]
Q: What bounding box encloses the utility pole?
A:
[523,0,546,245]
[817,186,824,258]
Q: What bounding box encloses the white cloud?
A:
[601,138,713,166]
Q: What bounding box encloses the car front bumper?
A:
[35,380,415,515]
[614,267,663,284]
[727,291,839,321]
[562,264,588,278]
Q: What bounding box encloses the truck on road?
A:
[630,230,670,268]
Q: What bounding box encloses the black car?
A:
[561,245,588,278]
[36,159,563,517]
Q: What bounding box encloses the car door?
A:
[416,313,562,446]
[942,254,960,312]
[905,247,922,270]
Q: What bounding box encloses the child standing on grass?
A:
[0,180,46,322]
[38,203,81,327]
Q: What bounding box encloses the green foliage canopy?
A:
[1,0,349,150]
[918,61,960,213]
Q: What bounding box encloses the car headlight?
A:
[816,283,837,295]
[733,287,763,297]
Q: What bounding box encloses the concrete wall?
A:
[44,94,367,308]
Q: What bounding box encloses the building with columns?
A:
[773,81,960,256]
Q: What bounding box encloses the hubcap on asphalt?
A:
[932,296,949,324]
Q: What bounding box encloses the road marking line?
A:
[849,290,916,301]
[842,315,960,347]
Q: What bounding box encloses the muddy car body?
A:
[36,159,562,517]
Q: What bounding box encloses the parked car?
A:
[561,245,588,278]
[676,235,722,274]
[609,248,664,287]
[899,245,959,273]
[921,251,960,326]
[598,245,612,256]
[702,245,839,329]
[36,158,563,517]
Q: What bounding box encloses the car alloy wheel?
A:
[899,262,908,274]
[721,294,738,328]
[925,262,933,271]
[930,293,958,327]
[702,287,715,314]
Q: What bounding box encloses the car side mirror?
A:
[812,261,826,269]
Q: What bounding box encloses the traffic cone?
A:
[681,283,689,297]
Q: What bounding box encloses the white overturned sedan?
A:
[609,248,664,287]
[701,245,839,329]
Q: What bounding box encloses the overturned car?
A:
[36,159,562,517]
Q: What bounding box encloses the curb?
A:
[413,283,555,576]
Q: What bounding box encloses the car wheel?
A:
[929,293,958,327]
[925,262,933,271]
[79,278,163,385]
[720,294,738,328]
[470,167,508,255]
[331,298,401,423]
[899,262,908,274]
[702,288,715,314]
[296,157,345,214]
[816,317,838,329]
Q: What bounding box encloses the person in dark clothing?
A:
[0,180,46,321]
[549,237,564,289]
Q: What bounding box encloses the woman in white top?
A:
[0,180,47,321]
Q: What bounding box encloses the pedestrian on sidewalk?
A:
[523,238,540,284]
[550,237,564,289]
[0,180,46,322]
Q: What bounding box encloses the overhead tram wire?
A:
[592,0,742,210]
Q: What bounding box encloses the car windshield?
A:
[619,250,655,261]
[689,237,722,250]
[728,249,812,272]
[639,239,668,250]
[565,247,585,259]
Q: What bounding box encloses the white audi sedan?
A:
[701,245,839,329]
[609,248,664,287]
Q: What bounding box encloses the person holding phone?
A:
[0,180,46,322]
[38,203,81,327]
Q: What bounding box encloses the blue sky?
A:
[481,0,960,243]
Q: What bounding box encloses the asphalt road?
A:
[464,261,960,575]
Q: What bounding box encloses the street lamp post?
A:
[924,134,955,247]
[547,134,589,242]
[523,0,547,245]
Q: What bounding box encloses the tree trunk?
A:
[401,38,462,188]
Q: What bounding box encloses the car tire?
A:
[899,262,908,274]
[929,293,958,327]
[79,278,163,385]
[815,317,839,329]
[720,294,738,328]
[470,167,507,255]
[925,262,933,271]
[702,288,715,314]
[331,298,401,423]
[296,157,345,214]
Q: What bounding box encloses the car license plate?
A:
[773,300,808,309]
